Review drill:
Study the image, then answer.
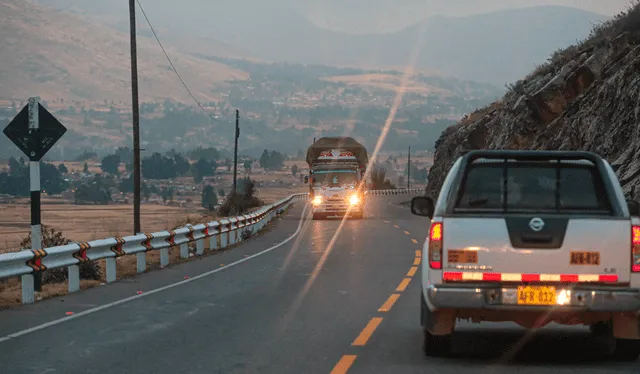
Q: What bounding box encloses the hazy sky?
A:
[36,0,634,34]
[301,0,633,33]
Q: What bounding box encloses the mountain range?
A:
[33,1,611,84]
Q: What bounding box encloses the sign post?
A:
[28,98,43,293]
[3,97,67,303]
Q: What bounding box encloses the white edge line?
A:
[0,203,310,344]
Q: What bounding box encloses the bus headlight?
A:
[349,194,360,205]
[312,195,323,205]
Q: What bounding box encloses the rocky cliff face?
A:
[426,5,640,200]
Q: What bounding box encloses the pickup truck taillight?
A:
[428,222,443,269]
[632,225,640,272]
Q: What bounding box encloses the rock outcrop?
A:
[426,5,640,200]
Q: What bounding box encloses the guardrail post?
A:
[196,239,204,256]
[136,253,146,273]
[68,264,80,293]
[229,229,237,246]
[160,247,169,267]
[221,229,228,248]
[106,258,117,283]
[180,243,189,259]
[21,274,35,304]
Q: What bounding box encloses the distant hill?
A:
[0,0,248,103]
[219,5,608,86]
[34,2,610,85]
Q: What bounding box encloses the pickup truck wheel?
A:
[589,321,611,337]
[612,339,640,361]
[423,330,453,357]
[420,291,453,357]
[312,213,324,220]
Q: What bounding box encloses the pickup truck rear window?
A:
[454,162,612,214]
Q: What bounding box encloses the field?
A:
[323,74,453,96]
[0,199,206,253]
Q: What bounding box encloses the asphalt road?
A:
[0,196,638,373]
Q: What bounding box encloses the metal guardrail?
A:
[0,189,422,305]
[366,188,424,196]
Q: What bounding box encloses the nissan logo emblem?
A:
[529,217,545,232]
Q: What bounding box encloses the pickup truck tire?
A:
[421,291,453,357]
[312,213,324,220]
[612,339,640,361]
[589,321,611,337]
[351,211,364,219]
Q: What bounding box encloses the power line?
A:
[135,0,216,121]
[135,0,267,143]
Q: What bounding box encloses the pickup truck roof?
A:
[435,149,628,218]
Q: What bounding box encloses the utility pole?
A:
[129,0,141,234]
[407,146,411,190]
[232,109,239,195]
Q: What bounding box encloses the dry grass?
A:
[0,201,205,253]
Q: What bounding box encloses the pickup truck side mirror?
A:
[627,199,640,216]
[304,176,309,184]
[411,196,434,218]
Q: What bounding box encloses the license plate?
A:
[517,285,556,305]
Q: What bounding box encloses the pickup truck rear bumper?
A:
[426,283,640,312]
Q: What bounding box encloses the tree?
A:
[141,153,177,180]
[118,176,133,193]
[74,177,111,204]
[291,164,299,177]
[115,147,133,165]
[217,177,262,216]
[57,163,68,174]
[41,163,69,195]
[174,153,191,176]
[192,158,215,183]
[100,154,121,175]
[269,151,285,170]
[83,162,89,174]
[259,149,270,169]
[201,185,218,209]
[243,160,252,175]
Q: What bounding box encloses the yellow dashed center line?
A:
[352,317,383,346]
[406,266,418,277]
[378,294,401,312]
[396,277,412,292]
[330,355,357,374]
[330,225,423,372]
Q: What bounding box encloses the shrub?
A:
[20,226,102,284]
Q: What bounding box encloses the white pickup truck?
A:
[411,150,640,361]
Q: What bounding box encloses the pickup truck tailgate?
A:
[442,216,631,283]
